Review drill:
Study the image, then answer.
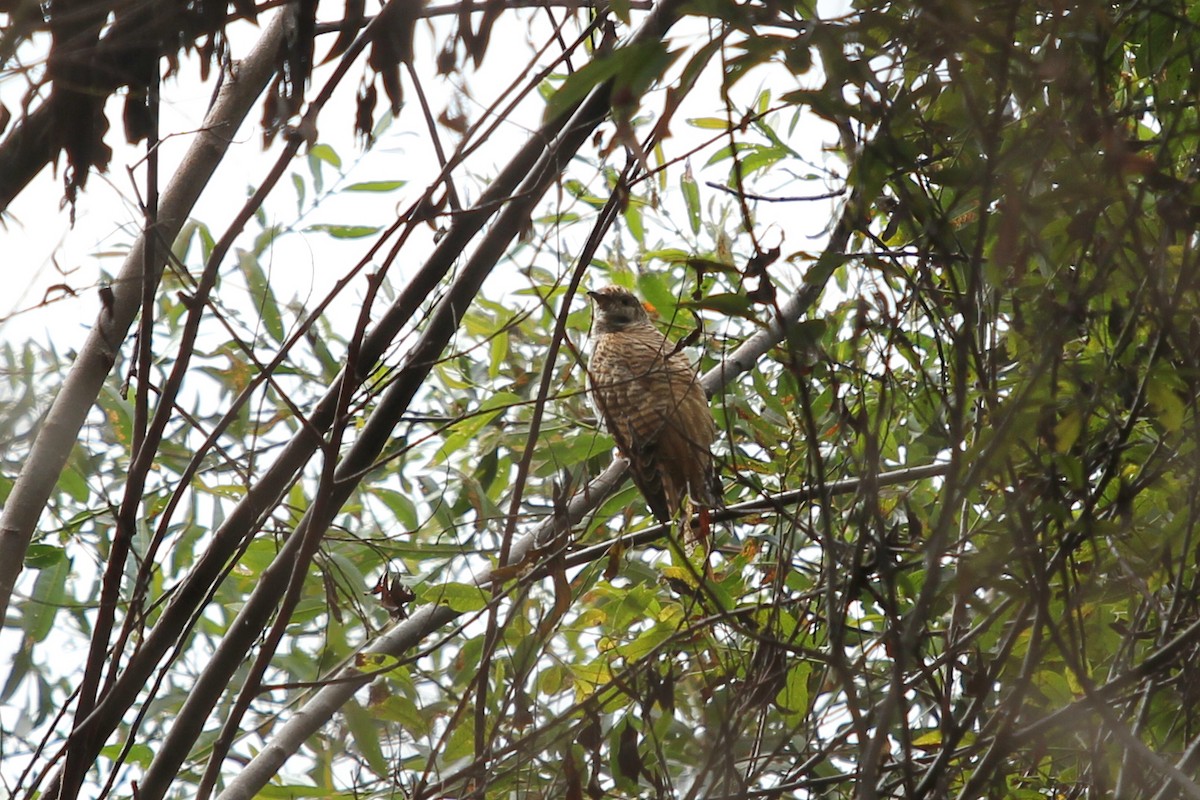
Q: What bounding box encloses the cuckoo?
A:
[587,285,720,523]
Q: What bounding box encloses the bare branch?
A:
[0,9,289,637]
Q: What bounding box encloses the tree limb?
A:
[214,138,870,800]
[0,10,288,634]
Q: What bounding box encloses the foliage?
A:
[5,0,1200,799]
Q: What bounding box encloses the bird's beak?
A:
[586,290,601,302]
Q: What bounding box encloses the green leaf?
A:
[288,596,327,627]
[373,487,419,529]
[236,538,279,578]
[423,581,489,612]
[488,331,508,380]
[1053,409,1083,454]
[291,172,306,213]
[680,164,701,235]
[676,36,723,98]
[171,218,200,265]
[1,643,30,703]
[304,224,382,239]
[204,482,248,500]
[443,717,475,764]
[735,143,788,179]
[344,180,407,192]
[775,662,811,716]
[238,249,285,343]
[542,42,678,124]
[679,292,756,320]
[687,117,732,130]
[543,60,625,124]
[100,743,154,767]
[98,385,133,451]
[57,463,90,504]
[604,621,673,662]
[257,785,358,799]
[623,199,645,246]
[309,143,342,169]
[22,553,70,643]
[779,88,860,123]
[433,391,521,465]
[538,432,614,476]
[1147,373,1186,432]
[343,698,389,778]
[196,220,216,261]
[636,272,677,318]
[24,544,65,569]
[307,144,341,194]
[370,693,430,736]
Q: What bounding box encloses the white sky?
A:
[1,5,846,356]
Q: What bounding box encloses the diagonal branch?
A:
[0,9,289,635]
[122,5,694,798]
[214,159,871,800]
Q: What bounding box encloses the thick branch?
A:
[0,11,288,634]
[84,5,682,798]
[136,61,613,800]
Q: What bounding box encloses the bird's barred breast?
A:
[591,330,710,444]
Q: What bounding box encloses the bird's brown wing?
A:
[653,348,719,511]
[590,326,717,521]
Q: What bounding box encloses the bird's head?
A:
[588,286,652,332]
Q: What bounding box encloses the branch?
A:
[215,148,872,799]
[1016,607,1200,741]
[0,10,288,635]
[704,179,846,203]
[133,4,694,797]
[215,463,630,800]
[536,462,952,578]
[41,24,592,800]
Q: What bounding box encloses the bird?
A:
[586,285,720,524]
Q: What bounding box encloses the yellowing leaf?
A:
[775,662,810,716]
[657,604,683,623]
[1053,409,1082,453]
[572,661,613,701]
[659,565,697,589]
[355,652,399,671]
[578,608,608,627]
[913,730,943,750]
[1148,375,1185,432]
[344,180,406,192]
[1064,667,1085,697]
[687,117,731,129]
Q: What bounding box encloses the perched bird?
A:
[587,285,720,523]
